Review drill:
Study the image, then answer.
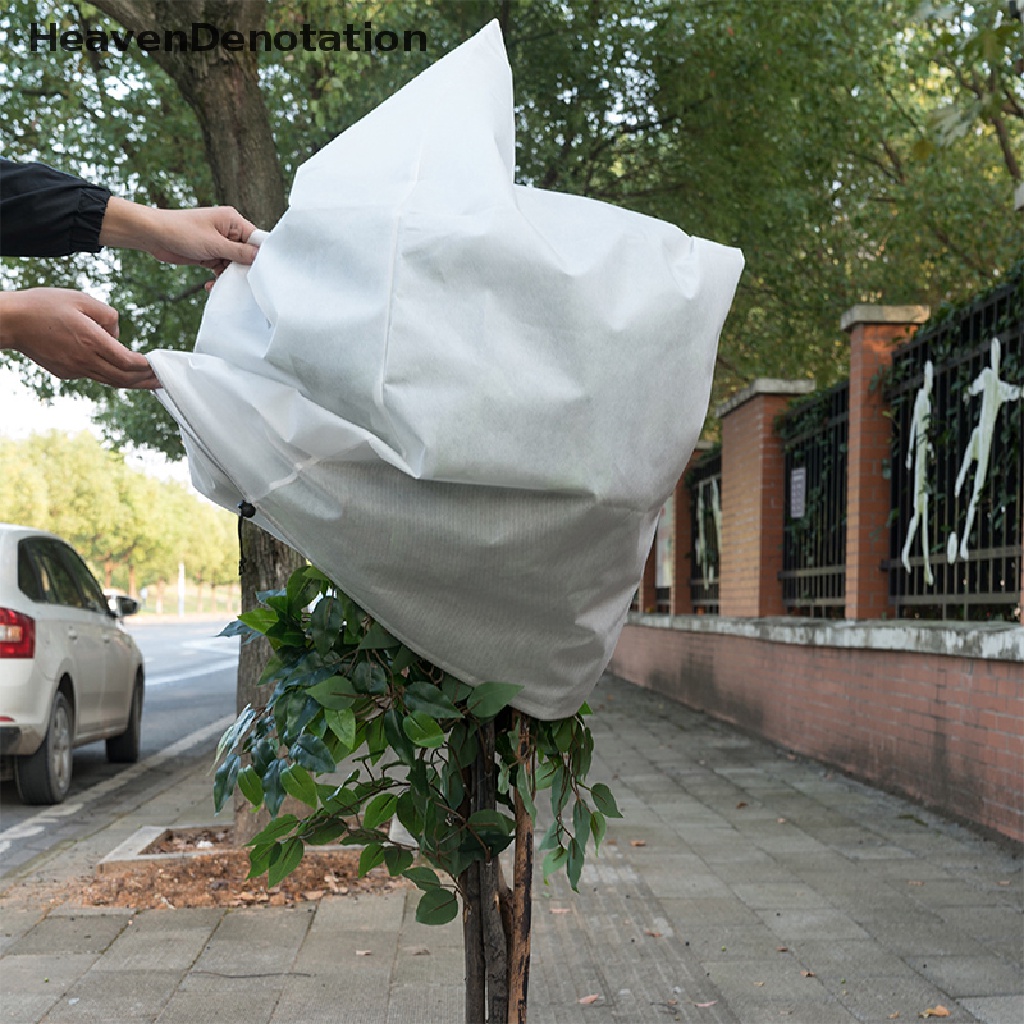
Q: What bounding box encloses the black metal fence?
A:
[777,382,849,616]
[686,448,721,614]
[887,271,1023,620]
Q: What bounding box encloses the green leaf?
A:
[395,791,424,838]
[324,706,357,750]
[290,733,336,774]
[238,607,277,635]
[213,753,240,813]
[542,846,568,883]
[572,798,592,850]
[403,866,442,891]
[566,838,584,891]
[281,763,319,808]
[304,820,348,846]
[403,681,462,720]
[248,813,300,848]
[268,836,304,887]
[358,622,400,650]
[308,675,357,709]
[415,887,460,926]
[465,681,523,719]
[358,842,386,877]
[516,765,537,820]
[391,645,419,675]
[383,708,417,764]
[262,759,287,817]
[237,764,263,807]
[403,711,445,748]
[352,661,388,695]
[248,843,274,878]
[363,792,399,831]
[216,705,255,762]
[534,758,558,791]
[310,594,343,657]
[384,847,414,876]
[591,783,622,818]
[590,811,607,851]
[538,820,561,853]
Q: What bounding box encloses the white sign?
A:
[790,467,807,519]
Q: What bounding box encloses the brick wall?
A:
[610,619,1024,843]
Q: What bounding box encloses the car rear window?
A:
[17,542,44,602]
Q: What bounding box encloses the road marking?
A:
[0,714,235,853]
[146,659,239,687]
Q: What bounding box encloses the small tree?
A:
[214,565,621,1023]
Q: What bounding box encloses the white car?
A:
[0,524,145,804]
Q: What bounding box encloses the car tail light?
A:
[0,608,35,659]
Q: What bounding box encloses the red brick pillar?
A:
[639,543,657,614]
[842,305,930,620]
[717,380,815,617]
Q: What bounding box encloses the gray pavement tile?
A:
[757,908,871,941]
[833,974,979,1023]
[8,914,129,956]
[907,955,1023,997]
[0,953,96,1024]
[639,869,733,899]
[731,882,832,910]
[385,983,467,1024]
[41,968,180,1023]
[754,833,833,856]
[270,976,389,1024]
[93,908,223,972]
[960,995,1024,1024]
[906,880,1014,909]
[0,904,48,953]
[659,896,764,928]
[700,959,861,1023]
[192,906,312,975]
[857,912,996,958]
[155,974,282,1024]
[686,923,787,962]
[785,938,923,979]
[935,906,1024,946]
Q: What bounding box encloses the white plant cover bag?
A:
[150,20,744,720]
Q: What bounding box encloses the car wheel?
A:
[106,676,143,764]
[15,691,73,805]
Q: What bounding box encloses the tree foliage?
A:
[0,430,237,591]
[2,0,1019,446]
[214,565,621,921]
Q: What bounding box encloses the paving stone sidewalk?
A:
[1,674,1021,1024]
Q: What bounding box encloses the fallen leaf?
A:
[408,946,431,956]
[667,999,678,1006]
[997,880,1010,886]
[630,839,647,847]
[908,880,925,886]
[355,949,373,956]
[776,818,787,824]
[776,946,789,952]
[919,1008,949,1019]
[579,994,600,1005]
[694,1001,718,1008]
[644,929,663,938]
[736,801,748,809]
[303,890,325,901]
[801,970,815,978]
[888,1014,900,1020]
[754,981,766,987]
[550,908,571,915]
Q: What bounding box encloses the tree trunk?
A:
[92,0,300,845]
[460,717,535,1023]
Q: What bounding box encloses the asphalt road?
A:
[0,618,239,877]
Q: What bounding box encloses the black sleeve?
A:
[0,158,111,257]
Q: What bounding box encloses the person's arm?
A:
[0,288,159,389]
[0,158,111,257]
[98,196,259,276]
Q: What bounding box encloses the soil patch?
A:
[5,827,406,913]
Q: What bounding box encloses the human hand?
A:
[100,197,259,278]
[0,288,159,389]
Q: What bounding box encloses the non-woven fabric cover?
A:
[150,20,744,720]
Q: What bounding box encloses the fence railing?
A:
[687,448,721,614]
[887,272,1023,620]
[777,382,849,616]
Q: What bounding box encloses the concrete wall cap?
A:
[715,378,816,419]
[840,304,931,332]
[627,612,1024,662]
